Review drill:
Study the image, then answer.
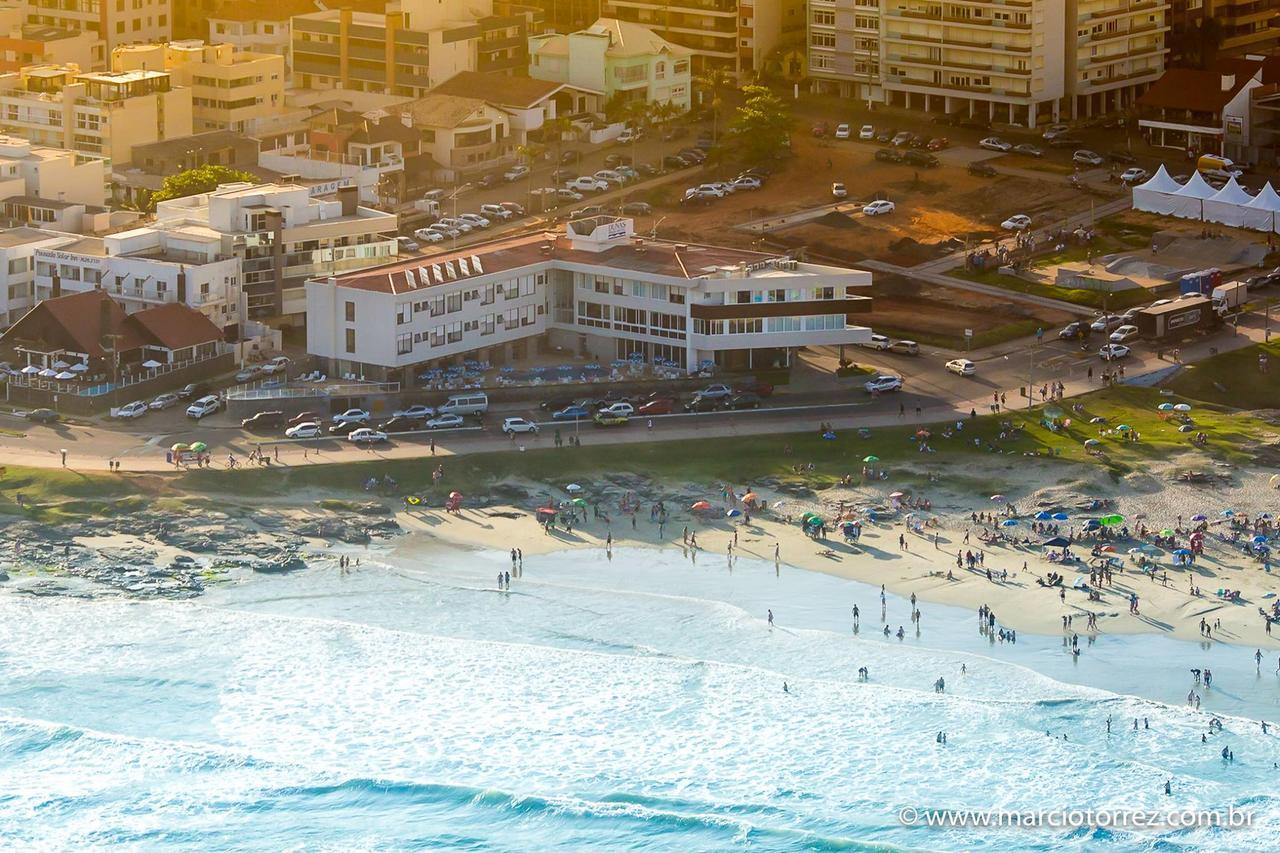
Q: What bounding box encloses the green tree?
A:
[621,99,654,172]
[515,142,543,211]
[694,67,735,143]
[149,165,258,208]
[728,84,793,163]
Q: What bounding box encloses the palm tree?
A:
[621,99,653,175]
[694,68,734,143]
[515,142,543,213]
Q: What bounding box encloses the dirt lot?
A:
[868,276,1073,345]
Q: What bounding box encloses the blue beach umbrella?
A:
[1035,511,1053,520]
[1052,512,1069,521]
[1221,509,1236,517]
[1173,549,1192,556]
[1253,534,1269,544]
[1157,403,1175,411]
[1001,518,1019,527]
[727,508,742,517]
[1191,513,1207,522]
[1084,519,1101,529]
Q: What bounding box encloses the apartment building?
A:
[0,224,78,326]
[738,0,805,75]
[305,215,873,383]
[22,0,171,50]
[0,134,105,206]
[149,182,398,324]
[110,40,284,133]
[1066,0,1168,119]
[598,0,735,73]
[528,18,692,112]
[0,64,191,166]
[0,3,104,72]
[807,0,883,103]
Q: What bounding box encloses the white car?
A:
[556,188,584,202]
[185,395,220,419]
[285,422,322,438]
[114,400,148,419]
[394,404,435,420]
[859,124,875,140]
[331,408,370,425]
[348,428,389,444]
[503,164,530,182]
[1042,123,1070,140]
[979,136,1012,152]
[149,392,180,410]
[437,217,472,233]
[425,223,459,238]
[706,181,736,195]
[1090,314,1122,332]
[566,176,609,192]
[617,128,638,144]
[832,182,848,199]
[414,228,445,243]
[1148,299,1172,309]
[834,123,851,139]
[860,334,892,351]
[1120,167,1149,184]
[1001,214,1032,231]
[945,358,976,376]
[479,203,513,220]
[597,402,635,417]
[235,365,262,383]
[1073,149,1104,166]
[594,169,627,186]
[1098,343,1131,361]
[458,213,490,229]
[427,413,465,429]
[696,183,728,197]
[261,355,290,375]
[732,176,762,191]
[864,374,904,393]
[1109,324,1140,343]
[863,200,895,216]
[397,236,419,252]
[502,417,539,434]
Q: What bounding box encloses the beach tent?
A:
[1203,176,1254,227]
[1131,165,1184,216]
[1242,182,1280,233]
[1165,171,1217,220]
[1043,536,1071,548]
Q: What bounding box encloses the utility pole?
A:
[1026,340,1036,410]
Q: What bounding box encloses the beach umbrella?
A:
[727,508,742,517]
[1084,519,1101,529]
[170,443,189,453]
[142,359,162,369]
[189,442,207,452]
[691,500,712,510]
[1173,548,1192,556]
[54,371,74,380]
[862,455,879,463]
[1173,404,1192,412]
[1099,514,1124,526]
[20,365,38,374]
[1035,511,1053,520]
[1191,513,1207,522]
[1052,512,1069,521]
[570,498,587,507]
[536,507,556,518]
[51,359,68,369]
[1083,438,1101,447]
[1099,545,1116,552]
[1157,402,1175,411]
[1160,528,1174,537]
[889,491,906,499]
[990,494,1007,502]
[1089,416,1106,424]
[1253,534,1269,544]
[1000,518,1019,527]
[1261,513,1274,521]
[822,431,836,440]
[566,484,582,493]
[37,368,56,377]
[1116,424,1131,431]
[1043,536,1070,547]
[1221,509,1235,517]
[70,362,87,372]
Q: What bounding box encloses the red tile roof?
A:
[1139,65,1260,113]
[0,290,222,356]
[125,302,224,350]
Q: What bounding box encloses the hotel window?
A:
[668,289,685,305]
[344,301,355,322]
[429,296,444,316]
[813,9,835,25]
[447,293,462,313]
[481,314,495,335]
[594,276,609,294]
[396,333,413,354]
[481,283,494,304]
[447,322,462,343]
[811,32,835,48]
[396,302,411,324]
[344,328,356,352]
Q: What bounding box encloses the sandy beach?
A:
[390,454,1280,649]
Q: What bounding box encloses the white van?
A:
[437,392,489,416]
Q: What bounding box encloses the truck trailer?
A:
[1211,281,1247,315]
[1134,296,1220,341]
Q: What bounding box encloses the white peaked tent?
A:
[1203,176,1254,227]
[1166,170,1217,219]
[1131,165,1183,216]
[1242,182,1280,233]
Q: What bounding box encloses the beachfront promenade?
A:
[0,320,1268,473]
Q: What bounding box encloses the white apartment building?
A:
[22,0,172,51]
[306,216,873,383]
[0,133,106,206]
[809,0,1167,126]
[0,224,77,326]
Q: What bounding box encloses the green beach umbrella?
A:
[571,498,587,507]
[863,455,879,463]
[190,441,208,452]
[1160,528,1175,537]
[1099,514,1124,526]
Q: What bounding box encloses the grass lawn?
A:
[949,266,1155,311]
[1168,339,1280,409]
[0,386,1270,519]
[874,318,1046,350]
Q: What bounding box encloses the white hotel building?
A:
[306,216,873,382]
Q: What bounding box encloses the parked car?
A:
[724,392,762,410]
[662,155,690,170]
[902,149,938,168]
[1073,149,1104,166]
[875,149,902,163]
[1041,123,1070,140]
[26,408,59,424]
[414,227,443,244]
[499,201,525,216]
[1047,136,1084,148]
[888,339,919,355]
[349,428,389,444]
[926,137,949,150]
[1012,143,1043,158]
[566,176,608,192]
[328,420,362,436]
[436,217,472,233]
[637,397,675,415]
[734,379,774,398]
[864,374,904,393]
[684,395,722,413]
[241,410,285,431]
[1120,167,1149,184]
[185,395,220,419]
[834,123,851,139]
[394,404,435,420]
[113,400,148,419]
[501,417,539,434]
[426,413,465,429]
[875,128,896,143]
[863,200,895,216]
[425,223,459,239]
[480,203,513,220]
[696,384,733,399]
[945,358,976,376]
[732,176,763,191]
[552,405,591,421]
[1090,314,1123,332]
[287,412,319,427]
[235,365,262,383]
[860,334,892,350]
[1110,324,1140,343]
[149,392,181,410]
[331,408,370,425]
[375,416,420,433]
[458,213,490,229]
[859,124,875,140]
[556,188,584,202]
[617,128,638,144]
[979,136,1012,152]
[478,173,501,188]
[622,201,652,216]
[604,153,633,168]
[397,236,419,252]
[1098,343,1131,361]
[261,355,290,375]
[559,150,582,164]
[592,412,630,427]
[891,131,914,147]
[832,182,848,199]
[1108,149,1138,165]
[285,422,322,439]
[968,162,998,177]
[1001,214,1032,231]
[178,382,207,399]
[1059,321,1088,340]
[503,164,530,182]
[594,169,627,187]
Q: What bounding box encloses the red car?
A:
[287,411,318,427]
[734,381,774,398]
[927,137,949,151]
[811,122,828,138]
[637,397,675,415]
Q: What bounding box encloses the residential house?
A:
[1137,58,1265,160]
[430,69,598,142]
[403,93,514,182]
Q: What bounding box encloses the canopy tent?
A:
[1203,176,1254,227]
[1131,165,1184,215]
[1242,182,1280,232]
